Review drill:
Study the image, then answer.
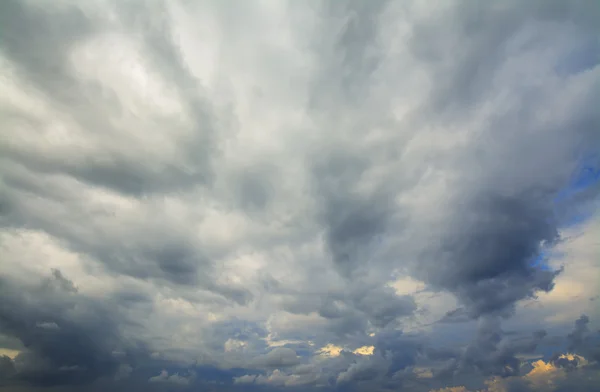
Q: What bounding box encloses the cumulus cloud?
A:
[1,0,599,391]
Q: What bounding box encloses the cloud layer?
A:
[1,0,599,391]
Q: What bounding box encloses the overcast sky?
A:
[1,1,600,391]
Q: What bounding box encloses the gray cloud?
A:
[0,0,216,197]
[565,314,600,362]
[148,369,196,386]
[456,317,546,378]
[568,314,590,351]
[1,0,599,391]
[252,347,300,369]
[419,193,561,318]
[0,270,144,387]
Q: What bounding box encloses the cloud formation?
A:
[1,0,599,391]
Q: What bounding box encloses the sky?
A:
[1,1,600,391]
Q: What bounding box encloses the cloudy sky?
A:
[1,1,600,391]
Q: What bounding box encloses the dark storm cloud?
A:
[0,270,143,387]
[0,354,17,382]
[565,314,600,362]
[335,357,383,384]
[457,317,546,378]
[423,192,562,317]
[350,286,416,329]
[373,329,423,375]
[1,0,600,391]
[466,316,600,392]
[567,314,590,351]
[401,0,600,320]
[302,0,600,327]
